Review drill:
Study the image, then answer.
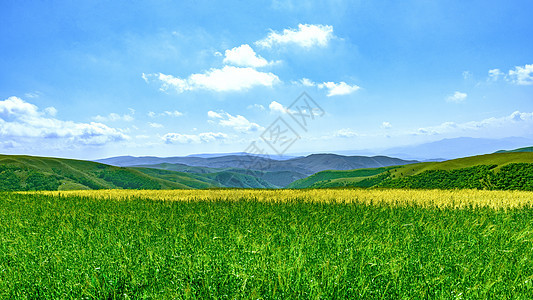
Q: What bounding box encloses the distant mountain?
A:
[186,152,298,160]
[379,137,533,160]
[495,146,533,153]
[131,163,307,188]
[97,153,418,175]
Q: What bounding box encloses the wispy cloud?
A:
[162,132,229,144]
[256,24,335,48]
[446,91,467,103]
[148,110,183,118]
[334,128,358,138]
[415,111,533,136]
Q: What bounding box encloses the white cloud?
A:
[148,122,163,128]
[300,78,316,87]
[223,44,270,68]
[488,69,504,82]
[334,128,358,138]
[446,91,467,103]
[145,66,280,93]
[148,110,183,118]
[0,96,128,146]
[93,111,134,122]
[163,132,229,144]
[294,78,360,96]
[256,24,334,48]
[382,122,392,129]
[269,101,287,113]
[44,107,57,117]
[207,110,263,133]
[462,71,473,80]
[415,111,533,136]
[318,81,360,96]
[207,111,223,119]
[247,104,265,111]
[508,64,533,85]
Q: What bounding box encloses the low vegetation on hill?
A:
[290,152,533,190]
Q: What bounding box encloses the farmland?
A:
[2,189,533,298]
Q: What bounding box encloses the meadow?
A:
[1,189,533,298]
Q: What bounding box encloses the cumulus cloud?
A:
[318,81,360,97]
[93,110,134,122]
[508,64,533,85]
[446,91,467,103]
[144,66,280,93]
[256,24,334,48]
[148,122,163,128]
[163,132,229,144]
[294,78,360,96]
[0,96,128,146]
[299,78,316,87]
[207,110,263,133]
[223,44,270,68]
[269,101,287,113]
[487,64,533,85]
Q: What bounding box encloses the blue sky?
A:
[1,0,532,159]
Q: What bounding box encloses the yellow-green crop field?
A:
[40,188,533,209]
[2,189,533,298]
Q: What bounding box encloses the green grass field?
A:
[1,191,533,298]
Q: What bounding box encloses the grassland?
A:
[290,152,533,189]
[2,189,533,298]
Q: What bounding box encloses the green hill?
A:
[0,154,284,191]
[134,167,278,189]
[290,152,533,190]
[0,154,213,191]
[495,146,533,153]
[133,163,307,187]
[287,166,398,189]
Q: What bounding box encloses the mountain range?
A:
[1,144,532,191]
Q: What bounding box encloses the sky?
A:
[1,0,532,160]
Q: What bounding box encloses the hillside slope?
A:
[0,154,197,191]
[291,152,533,190]
[132,163,307,187]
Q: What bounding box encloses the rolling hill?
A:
[132,163,307,188]
[0,154,282,191]
[289,152,533,189]
[495,146,533,153]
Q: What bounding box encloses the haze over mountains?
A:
[96,154,418,175]
[334,137,533,161]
